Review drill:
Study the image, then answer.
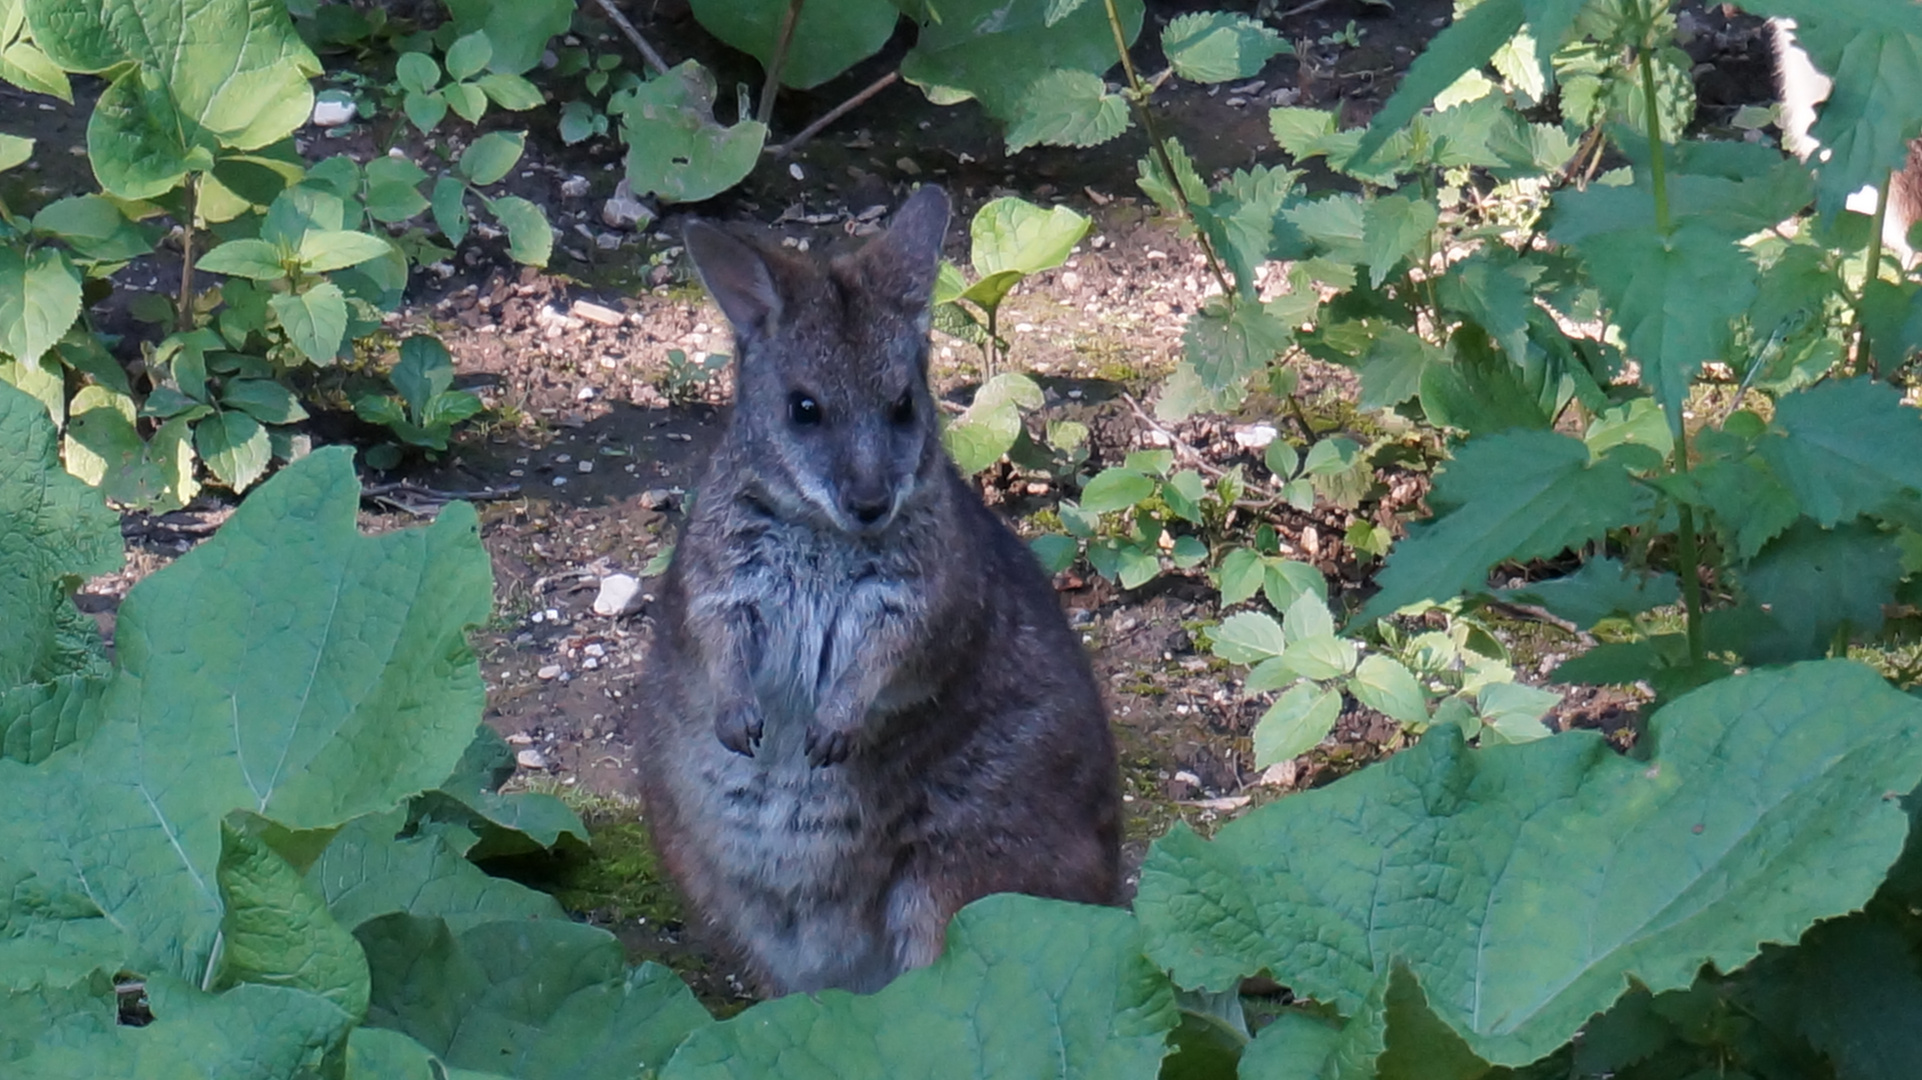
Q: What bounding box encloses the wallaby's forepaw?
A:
[804,724,855,767]
[716,699,764,757]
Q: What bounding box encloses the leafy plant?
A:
[661,347,729,404]
[392,29,544,136]
[933,196,1092,378]
[354,335,484,469]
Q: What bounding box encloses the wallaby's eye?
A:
[789,392,822,426]
[891,391,914,425]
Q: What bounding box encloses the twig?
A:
[1275,0,1340,21]
[1119,393,1233,481]
[591,0,670,77]
[757,0,806,126]
[766,71,900,158]
[361,480,523,505]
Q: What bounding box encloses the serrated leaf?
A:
[900,0,1144,124]
[1758,377,1922,527]
[1358,430,1651,623]
[1184,298,1291,392]
[1475,682,1560,744]
[1281,634,1357,680]
[1737,517,1903,664]
[1213,612,1286,664]
[617,61,766,204]
[0,246,83,369]
[1004,68,1129,153]
[270,281,348,364]
[1161,12,1291,85]
[1495,557,1679,630]
[660,894,1175,1079]
[0,448,492,982]
[1136,660,1922,1065]
[1218,547,1266,606]
[197,237,289,280]
[1576,220,1756,437]
[1350,655,1427,726]
[1253,683,1341,767]
[1264,559,1327,612]
[1359,192,1438,288]
[1350,0,1525,168]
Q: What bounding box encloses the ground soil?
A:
[27,0,1784,999]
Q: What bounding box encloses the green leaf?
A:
[1080,467,1156,513]
[1030,534,1079,575]
[270,281,349,364]
[1218,547,1266,606]
[1184,297,1291,392]
[395,52,439,94]
[306,809,566,933]
[1758,377,1922,527]
[1263,559,1327,612]
[0,246,83,369]
[942,372,1042,474]
[444,80,487,122]
[1349,0,1524,168]
[484,194,552,267]
[660,894,1176,1079]
[444,0,572,74]
[1212,612,1286,665]
[1475,682,1560,744]
[1494,557,1679,630]
[900,0,1142,121]
[0,448,491,984]
[197,237,288,280]
[388,334,454,416]
[1358,431,1651,623]
[0,381,121,692]
[442,30,491,82]
[1280,634,1357,680]
[1758,914,1922,1078]
[219,378,308,425]
[0,132,32,172]
[1737,518,1903,664]
[1359,192,1439,288]
[194,410,271,491]
[616,61,767,204]
[1252,683,1341,768]
[403,88,447,133]
[31,194,155,264]
[296,229,391,273]
[1003,68,1129,153]
[432,175,469,246]
[414,725,586,857]
[458,131,524,186]
[1161,11,1291,85]
[475,71,543,110]
[1136,660,1922,1065]
[214,817,369,1017]
[971,197,1091,280]
[688,0,898,89]
[364,157,430,223]
[1349,655,1427,726]
[31,0,320,199]
[1576,220,1756,437]
[358,914,711,1077]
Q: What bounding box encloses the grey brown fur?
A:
[631,186,1121,996]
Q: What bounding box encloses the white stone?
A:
[601,179,655,230]
[593,573,646,616]
[1234,423,1279,450]
[516,748,550,769]
[536,665,563,681]
[311,96,357,127]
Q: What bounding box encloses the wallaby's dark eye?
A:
[789,392,822,426]
[891,391,914,425]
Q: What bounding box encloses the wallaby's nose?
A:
[843,491,891,528]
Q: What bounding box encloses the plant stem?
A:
[1099,0,1233,297]
[592,0,670,77]
[1854,169,1894,378]
[1638,40,1703,663]
[985,304,999,380]
[766,70,899,157]
[757,0,805,126]
[177,173,200,334]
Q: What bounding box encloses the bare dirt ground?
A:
[33,0,1784,997]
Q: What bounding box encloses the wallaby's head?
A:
[684,186,951,536]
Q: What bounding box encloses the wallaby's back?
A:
[631,186,1121,996]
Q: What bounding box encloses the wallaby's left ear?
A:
[853,185,951,311]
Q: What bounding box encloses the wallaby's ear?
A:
[854,185,951,311]
[684,221,783,337]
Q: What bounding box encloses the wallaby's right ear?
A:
[684,221,782,337]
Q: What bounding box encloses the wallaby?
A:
[1772,16,1922,264]
[631,186,1122,997]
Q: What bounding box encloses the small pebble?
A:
[593,573,646,616]
[516,748,550,769]
[537,665,563,681]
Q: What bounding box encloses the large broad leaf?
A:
[1357,431,1651,623]
[898,0,1142,123]
[1003,68,1129,154]
[1161,11,1291,85]
[617,61,767,204]
[660,893,1177,1079]
[1135,660,1922,1066]
[214,816,369,1018]
[690,0,899,89]
[23,0,320,199]
[1747,1,1922,224]
[12,975,352,1077]
[357,914,711,1079]
[0,246,82,370]
[1757,377,1922,527]
[1735,518,1903,664]
[0,448,492,982]
[1493,556,1679,630]
[444,0,571,75]
[411,725,588,857]
[309,807,568,934]
[970,197,1091,281]
[0,382,118,764]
